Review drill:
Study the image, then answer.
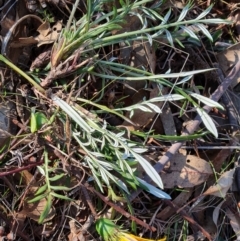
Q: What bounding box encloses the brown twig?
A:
[0,161,43,177]
[86,184,157,232]
[81,184,98,217]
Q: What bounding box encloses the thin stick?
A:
[86,185,157,232]
[0,161,43,177]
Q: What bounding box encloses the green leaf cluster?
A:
[28,151,72,224]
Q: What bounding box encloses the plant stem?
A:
[0,55,45,94]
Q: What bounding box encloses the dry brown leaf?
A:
[217,43,240,88]
[20,197,56,222]
[68,216,93,241]
[225,207,240,240]
[37,21,51,37]
[161,153,213,188]
[13,21,62,48]
[35,21,62,46]
[11,36,38,48]
[228,10,240,39]
[18,21,62,48]
[30,48,51,71]
[203,169,235,197]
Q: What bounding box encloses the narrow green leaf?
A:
[176,75,193,85]
[131,152,163,189]
[190,92,224,110]
[52,95,92,133]
[177,2,191,22]
[76,97,136,125]
[145,103,161,113]
[175,38,185,48]
[28,193,48,203]
[195,23,213,42]
[137,177,171,199]
[35,184,48,196]
[38,195,52,224]
[131,148,148,153]
[99,168,110,186]
[196,4,213,20]
[30,112,37,133]
[196,107,218,138]
[37,166,45,176]
[51,192,73,201]
[161,8,171,25]
[180,26,199,40]
[92,68,215,80]
[165,29,174,46]
[50,185,72,191]
[48,173,66,182]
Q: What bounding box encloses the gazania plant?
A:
[96,218,166,241]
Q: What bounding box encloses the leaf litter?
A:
[0,0,239,241]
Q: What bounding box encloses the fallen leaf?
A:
[37,21,51,37]
[203,169,235,197]
[9,21,58,49]
[20,196,56,222]
[161,153,213,188]
[217,43,240,88]
[225,207,240,240]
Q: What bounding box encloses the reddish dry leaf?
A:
[161,154,213,188]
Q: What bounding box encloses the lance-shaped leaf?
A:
[195,107,218,138]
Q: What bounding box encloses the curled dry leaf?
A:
[216,43,240,88]
[161,153,213,188]
[36,21,62,47]
[18,21,63,48]
[203,169,235,197]
[225,207,240,240]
